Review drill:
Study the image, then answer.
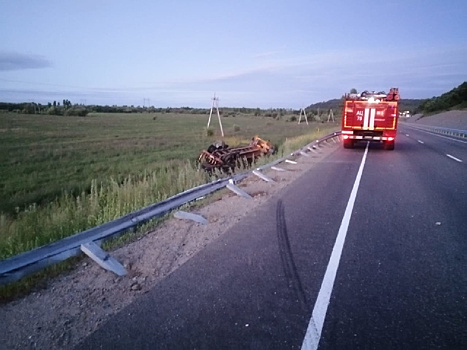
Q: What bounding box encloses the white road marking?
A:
[301,143,369,350]
[405,134,410,137]
[446,154,463,163]
[403,126,467,144]
[417,140,424,144]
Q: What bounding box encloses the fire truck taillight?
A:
[388,137,395,141]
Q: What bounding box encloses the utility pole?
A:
[207,93,224,137]
[298,107,309,125]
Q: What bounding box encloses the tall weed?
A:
[0,160,207,260]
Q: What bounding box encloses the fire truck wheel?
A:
[384,141,395,150]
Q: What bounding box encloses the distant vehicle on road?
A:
[342,88,400,150]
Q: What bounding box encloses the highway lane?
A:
[400,123,467,163]
[77,145,363,349]
[319,127,467,349]
[77,128,466,349]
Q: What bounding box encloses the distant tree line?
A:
[1,89,441,119]
[0,100,88,116]
[415,81,467,114]
[0,101,303,118]
[306,98,343,111]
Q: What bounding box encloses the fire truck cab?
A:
[342,88,400,150]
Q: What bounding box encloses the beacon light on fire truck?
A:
[341,88,400,150]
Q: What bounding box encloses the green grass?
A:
[0,112,339,261]
[0,112,213,214]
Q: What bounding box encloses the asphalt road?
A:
[77,125,467,349]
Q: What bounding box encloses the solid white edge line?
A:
[446,154,463,163]
[301,143,369,350]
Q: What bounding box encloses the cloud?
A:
[0,52,53,71]
[91,45,464,104]
[1,45,464,107]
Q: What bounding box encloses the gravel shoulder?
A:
[0,138,340,350]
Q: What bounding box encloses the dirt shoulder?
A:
[0,138,340,350]
[404,109,467,129]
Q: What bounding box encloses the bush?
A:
[64,107,89,117]
[289,116,297,122]
[47,107,63,116]
[233,124,240,132]
[206,128,214,137]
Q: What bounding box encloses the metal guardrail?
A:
[404,124,467,139]
[0,131,341,285]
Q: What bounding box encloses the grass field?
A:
[0,111,339,260]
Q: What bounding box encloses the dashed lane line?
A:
[301,143,369,350]
[418,140,424,144]
[446,154,463,163]
[403,126,467,144]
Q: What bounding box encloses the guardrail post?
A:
[174,211,208,225]
[226,180,253,199]
[80,242,127,276]
[252,170,275,183]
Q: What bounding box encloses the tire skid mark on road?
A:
[276,199,308,309]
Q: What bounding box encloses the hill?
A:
[415,81,467,114]
[306,98,342,111]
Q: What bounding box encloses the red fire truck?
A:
[341,88,400,150]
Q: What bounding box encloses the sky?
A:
[1,0,466,108]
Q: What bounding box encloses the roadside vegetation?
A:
[416,81,467,115]
[0,111,339,262]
